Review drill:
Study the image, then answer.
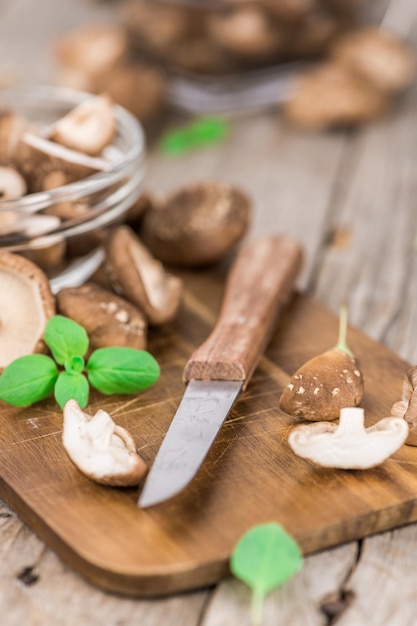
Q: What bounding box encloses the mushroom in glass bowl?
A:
[0,86,146,292]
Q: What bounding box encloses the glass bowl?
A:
[0,85,146,291]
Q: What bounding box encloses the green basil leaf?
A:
[0,355,58,407]
[44,315,89,365]
[230,523,303,598]
[87,347,160,395]
[54,371,89,409]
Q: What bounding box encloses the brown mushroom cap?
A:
[279,348,364,421]
[0,252,55,370]
[208,6,284,59]
[57,282,147,350]
[284,62,388,129]
[141,181,252,267]
[105,225,183,326]
[55,25,128,82]
[332,27,416,95]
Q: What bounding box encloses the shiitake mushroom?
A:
[279,306,364,421]
[140,181,252,268]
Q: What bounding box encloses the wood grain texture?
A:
[0,271,415,597]
[184,236,303,384]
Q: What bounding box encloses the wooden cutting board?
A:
[0,268,416,597]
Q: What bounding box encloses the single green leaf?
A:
[87,347,160,395]
[230,523,303,599]
[44,315,89,365]
[54,371,89,409]
[0,354,58,407]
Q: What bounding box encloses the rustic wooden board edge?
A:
[3,465,417,598]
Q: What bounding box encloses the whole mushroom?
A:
[284,62,388,129]
[57,282,147,350]
[105,225,183,326]
[141,181,252,267]
[0,252,55,370]
[332,27,416,95]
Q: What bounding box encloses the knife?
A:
[138,235,303,508]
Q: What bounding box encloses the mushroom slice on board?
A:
[63,399,147,487]
[0,252,55,370]
[57,282,147,350]
[49,95,116,156]
[105,225,183,326]
[288,407,408,469]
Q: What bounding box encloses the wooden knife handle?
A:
[183,235,303,387]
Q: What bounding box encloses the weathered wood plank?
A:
[336,525,417,626]
[202,543,358,626]
[0,498,208,626]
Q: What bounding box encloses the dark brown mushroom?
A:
[57,282,147,350]
[140,181,252,267]
[105,225,183,326]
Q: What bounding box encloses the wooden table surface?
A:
[1,0,417,624]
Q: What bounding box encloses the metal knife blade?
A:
[138,380,242,508]
[138,235,303,508]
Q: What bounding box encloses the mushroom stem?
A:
[333,304,354,357]
[336,407,365,436]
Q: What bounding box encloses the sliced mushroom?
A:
[141,181,252,267]
[0,111,30,165]
[0,165,26,200]
[16,133,109,192]
[0,252,55,370]
[49,95,116,156]
[390,366,417,446]
[62,399,147,487]
[41,170,89,220]
[332,27,416,95]
[57,282,147,350]
[105,225,183,325]
[284,62,389,129]
[289,407,408,469]
[0,212,60,239]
